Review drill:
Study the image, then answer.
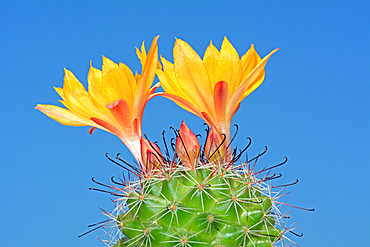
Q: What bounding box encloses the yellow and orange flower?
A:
[157,37,278,156]
[36,36,159,162]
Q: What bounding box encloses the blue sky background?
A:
[0,1,369,246]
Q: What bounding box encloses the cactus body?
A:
[112,160,284,247]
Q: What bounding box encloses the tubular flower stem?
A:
[36,36,160,163]
[156,37,278,161]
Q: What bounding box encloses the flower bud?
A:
[140,137,163,174]
[176,121,200,170]
[204,125,226,163]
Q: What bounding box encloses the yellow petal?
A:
[146,82,161,101]
[65,91,117,128]
[243,72,265,98]
[102,55,117,70]
[218,37,242,98]
[62,68,87,95]
[160,56,176,85]
[87,63,108,105]
[203,41,220,86]
[156,92,202,117]
[156,80,200,116]
[136,41,147,70]
[119,62,136,86]
[35,104,96,127]
[61,69,93,118]
[102,56,133,105]
[157,60,162,70]
[54,87,72,109]
[228,48,279,115]
[157,56,190,102]
[173,39,214,116]
[134,71,140,82]
[62,91,93,119]
[157,68,198,107]
[54,87,65,99]
[135,36,158,100]
[241,44,262,83]
[156,69,174,94]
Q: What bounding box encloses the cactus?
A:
[36,36,311,247]
[109,123,288,247]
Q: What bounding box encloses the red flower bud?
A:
[204,125,226,163]
[175,121,200,170]
[140,137,163,174]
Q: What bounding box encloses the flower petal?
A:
[119,62,136,88]
[173,39,214,116]
[156,92,202,117]
[66,91,115,125]
[90,117,123,140]
[63,68,87,94]
[213,81,228,124]
[231,103,240,118]
[136,41,147,71]
[157,57,198,109]
[62,70,97,119]
[241,44,262,83]
[106,99,132,135]
[157,57,178,93]
[35,104,96,127]
[102,56,133,104]
[227,48,279,115]
[54,87,65,99]
[147,82,161,101]
[88,63,108,105]
[201,112,213,127]
[203,41,220,86]
[218,37,242,98]
[54,87,70,109]
[134,36,159,109]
